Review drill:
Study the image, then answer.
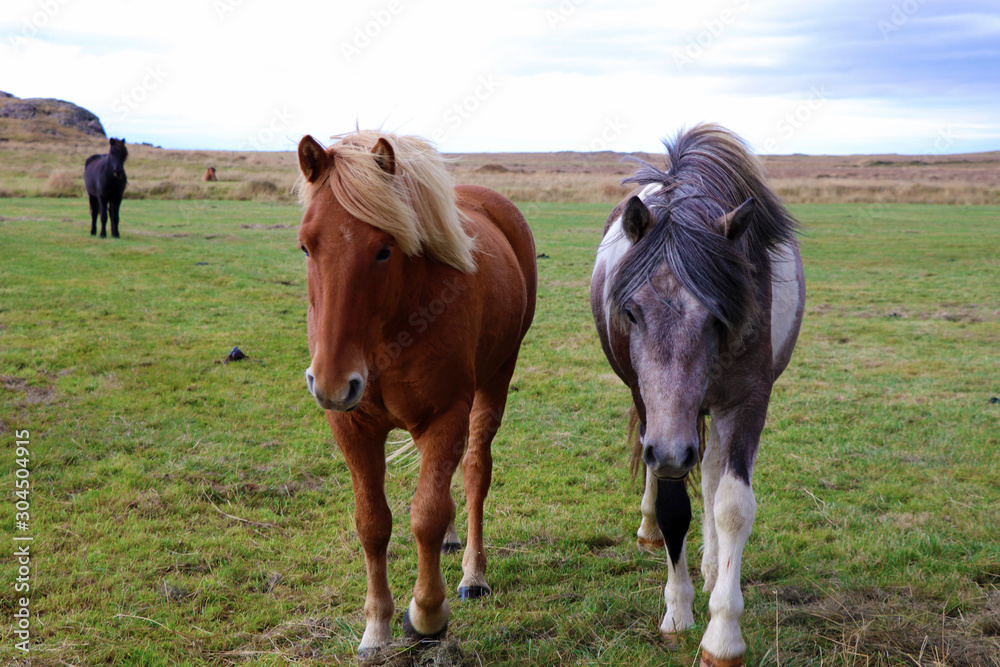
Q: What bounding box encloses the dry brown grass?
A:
[2,137,998,204]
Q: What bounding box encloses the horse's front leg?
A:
[699,404,765,667]
[405,402,470,639]
[654,478,695,639]
[328,415,394,657]
[109,199,121,238]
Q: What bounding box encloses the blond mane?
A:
[297,130,476,274]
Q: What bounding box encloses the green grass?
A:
[1,199,999,666]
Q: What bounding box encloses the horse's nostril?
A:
[643,444,655,466]
[346,376,364,403]
[305,368,315,394]
[683,445,699,470]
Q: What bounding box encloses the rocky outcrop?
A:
[0,92,106,138]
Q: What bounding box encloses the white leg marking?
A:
[638,466,664,548]
[458,545,489,592]
[359,618,392,653]
[443,520,460,547]
[660,540,695,636]
[406,597,451,636]
[700,473,756,661]
[700,420,722,593]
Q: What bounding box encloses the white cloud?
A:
[2,0,998,153]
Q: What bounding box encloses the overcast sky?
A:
[3,0,999,154]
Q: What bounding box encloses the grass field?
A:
[2,197,999,666]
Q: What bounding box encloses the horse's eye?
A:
[299,244,309,257]
[624,307,637,324]
[375,245,391,262]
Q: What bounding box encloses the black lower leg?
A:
[654,479,691,566]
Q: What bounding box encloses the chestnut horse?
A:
[296,130,536,655]
[590,125,804,667]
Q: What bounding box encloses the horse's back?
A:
[770,240,805,380]
[456,184,537,334]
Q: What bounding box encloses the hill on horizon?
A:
[0,91,106,143]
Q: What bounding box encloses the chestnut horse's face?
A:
[299,187,402,411]
[297,136,405,412]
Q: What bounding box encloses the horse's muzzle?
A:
[643,440,699,480]
[305,367,365,412]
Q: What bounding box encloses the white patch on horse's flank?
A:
[770,242,801,365]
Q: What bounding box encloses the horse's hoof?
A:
[660,629,683,647]
[402,609,448,642]
[442,541,462,554]
[458,585,491,601]
[700,650,744,667]
[637,536,665,552]
[357,647,382,661]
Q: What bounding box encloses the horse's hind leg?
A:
[442,520,461,554]
[456,360,516,600]
[88,195,99,235]
[638,465,665,550]
[98,199,108,238]
[700,418,723,592]
[655,478,695,639]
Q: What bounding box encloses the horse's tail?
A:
[627,406,706,491]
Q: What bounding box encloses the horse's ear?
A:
[717,197,754,241]
[298,135,330,184]
[622,196,653,243]
[371,137,396,175]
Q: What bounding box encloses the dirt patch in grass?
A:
[777,587,1000,666]
[2,373,56,404]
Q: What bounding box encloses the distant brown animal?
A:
[202,166,217,182]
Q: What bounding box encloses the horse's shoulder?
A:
[85,154,103,167]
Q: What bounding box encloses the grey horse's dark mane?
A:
[607,124,798,336]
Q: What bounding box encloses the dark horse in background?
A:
[591,124,804,667]
[84,137,128,238]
